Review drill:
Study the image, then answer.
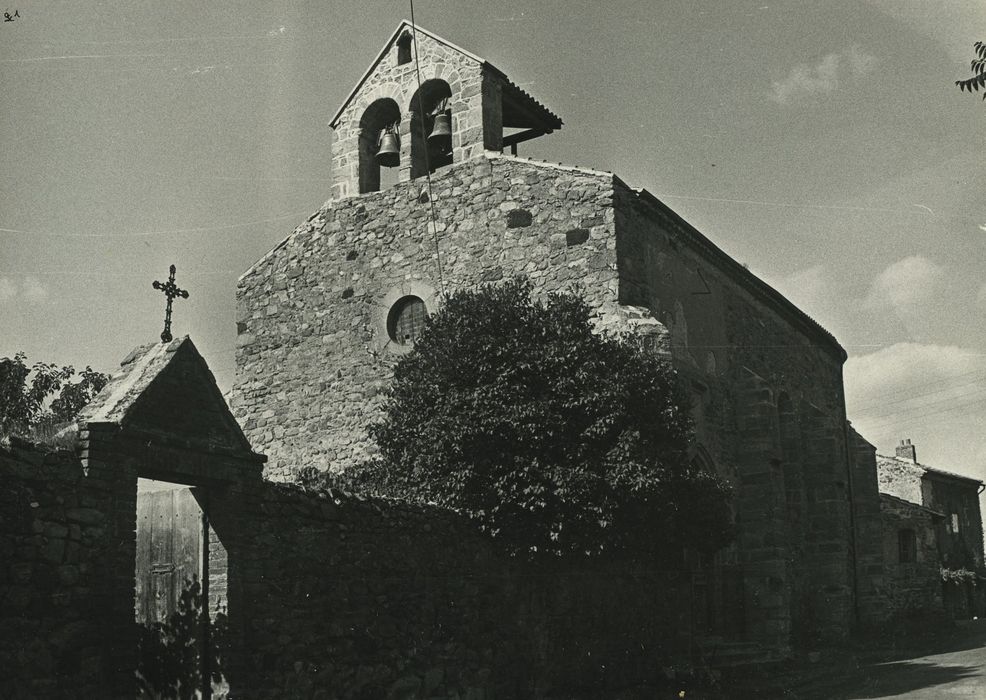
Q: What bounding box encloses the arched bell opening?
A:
[358,97,402,194]
[408,79,453,179]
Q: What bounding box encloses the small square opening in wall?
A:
[950,513,960,533]
[505,209,533,228]
[565,228,590,246]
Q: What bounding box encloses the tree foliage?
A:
[0,352,109,437]
[366,278,734,557]
[955,41,986,100]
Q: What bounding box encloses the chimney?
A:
[895,438,917,463]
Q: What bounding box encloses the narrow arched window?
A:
[408,79,453,179]
[898,529,916,563]
[396,32,412,66]
[358,98,402,194]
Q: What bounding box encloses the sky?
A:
[2,1,985,486]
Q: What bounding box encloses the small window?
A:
[898,529,916,563]
[396,33,412,66]
[387,296,427,345]
[950,513,960,533]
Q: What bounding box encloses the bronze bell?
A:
[428,112,452,145]
[376,131,400,167]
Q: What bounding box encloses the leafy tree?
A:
[365,278,734,557]
[0,352,109,437]
[955,41,986,100]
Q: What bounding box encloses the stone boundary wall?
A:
[2,436,693,698]
[215,481,691,699]
[0,438,133,698]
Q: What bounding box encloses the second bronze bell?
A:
[376,131,400,167]
[428,112,452,146]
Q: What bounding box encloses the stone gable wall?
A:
[232,155,619,481]
[876,457,925,505]
[232,154,865,651]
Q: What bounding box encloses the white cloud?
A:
[845,342,986,479]
[769,46,878,104]
[22,276,48,302]
[863,255,944,312]
[0,278,15,302]
[775,264,827,307]
[0,275,48,303]
[978,281,986,306]
[846,45,879,77]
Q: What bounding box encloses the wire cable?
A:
[408,1,446,297]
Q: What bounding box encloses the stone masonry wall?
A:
[0,434,699,700]
[2,431,693,699]
[614,186,854,646]
[232,153,863,652]
[876,456,925,505]
[921,474,985,571]
[232,154,619,481]
[211,481,691,699]
[0,438,137,698]
[847,427,890,627]
[878,494,944,622]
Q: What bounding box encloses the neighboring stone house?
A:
[877,493,946,620]
[851,430,984,622]
[877,439,985,618]
[230,22,868,655]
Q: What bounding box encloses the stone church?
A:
[229,22,863,653]
[4,24,973,699]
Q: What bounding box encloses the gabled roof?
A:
[78,336,257,456]
[79,338,184,425]
[630,187,847,361]
[329,20,562,131]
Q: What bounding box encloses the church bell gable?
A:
[329,21,562,200]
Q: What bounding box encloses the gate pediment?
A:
[77,337,265,484]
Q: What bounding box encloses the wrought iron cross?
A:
[152,264,189,343]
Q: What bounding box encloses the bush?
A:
[366,278,733,557]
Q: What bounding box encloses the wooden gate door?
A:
[135,486,204,625]
[135,485,219,698]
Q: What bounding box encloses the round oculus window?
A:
[387,295,427,345]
